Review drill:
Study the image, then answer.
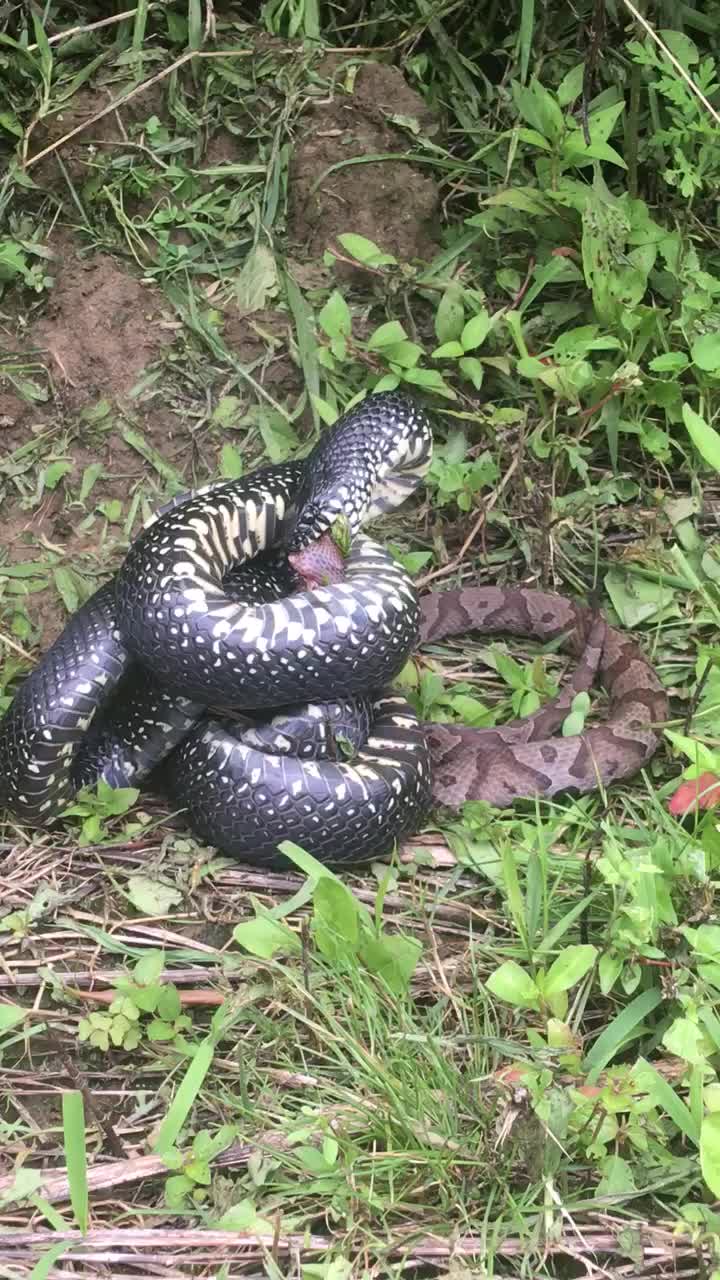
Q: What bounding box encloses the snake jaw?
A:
[287,529,347,590]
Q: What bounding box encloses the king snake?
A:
[0,392,668,866]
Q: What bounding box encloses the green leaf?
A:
[312,878,360,961]
[97,499,122,523]
[0,111,22,138]
[458,357,484,389]
[233,914,300,958]
[62,1092,88,1234]
[435,284,465,343]
[157,985,181,1021]
[663,1016,707,1065]
[122,426,185,493]
[461,310,492,352]
[53,568,80,614]
[43,460,72,490]
[635,1058,699,1144]
[649,352,688,373]
[702,1113,720,1197]
[367,321,407,349]
[359,933,422,994]
[235,244,277,313]
[486,960,539,1008]
[78,462,105,502]
[148,1019,176,1041]
[683,402,720,471]
[583,988,663,1074]
[220,444,244,479]
[598,951,623,996]
[134,950,165,986]
[126,875,182,915]
[152,1034,217,1155]
[258,412,299,463]
[318,290,352,340]
[562,691,591,737]
[543,945,597,997]
[557,63,583,107]
[432,341,464,358]
[337,232,396,267]
[379,340,423,368]
[692,332,720,373]
[512,78,564,142]
[0,1003,25,1031]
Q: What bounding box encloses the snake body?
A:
[0,392,668,864]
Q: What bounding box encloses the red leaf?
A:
[668,772,720,816]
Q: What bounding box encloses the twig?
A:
[24,50,253,170]
[620,0,720,127]
[582,0,606,146]
[27,7,161,51]
[0,1221,706,1265]
[417,450,523,588]
[69,986,225,1006]
[0,628,35,662]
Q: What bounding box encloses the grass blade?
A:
[62,1091,89,1233]
[583,988,664,1076]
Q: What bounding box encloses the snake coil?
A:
[0,391,669,865]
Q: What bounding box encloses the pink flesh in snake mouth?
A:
[288,532,347,589]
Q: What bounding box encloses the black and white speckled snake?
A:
[0,392,668,866]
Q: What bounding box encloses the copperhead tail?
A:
[418,587,668,809]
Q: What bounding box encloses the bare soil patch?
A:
[288,61,441,273]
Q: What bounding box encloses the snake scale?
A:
[0,392,667,865]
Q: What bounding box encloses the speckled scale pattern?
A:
[0,583,128,824]
[116,527,421,707]
[0,393,436,865]
[240,697,373,759]
[163,694,432,867]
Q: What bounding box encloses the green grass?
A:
[3,0,720,1274]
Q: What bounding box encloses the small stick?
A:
[417,451,522,588]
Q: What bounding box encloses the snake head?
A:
[285,485,364,553]
[287,529,347,589]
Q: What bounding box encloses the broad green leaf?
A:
[312,877,360,961]
[487,960,539,1008]
[512,79,564,142]
[0,1003,25,1031]
[461,309,491,352]
[557,63,583,106]
[360,933,421,994]
[134,949,165,986]
[432,341,464,359]
[220,444,243,479]
[543,945,597,997]
[367,320,407,349]
[683,402,720,471]
[233,914,300,958]
[692,332,720,373]
[318,290,351,340]
[598,951,623,996]
[126,874,182,915]
[235,244,277,313]
[435,284,465,343]
[459,357,484,389]
[337,232,396,267]
[649,352,688,373]
[702,1113,720,1197]
[663,1016,707,1065]
[43,460,72,490]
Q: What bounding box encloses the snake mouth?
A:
[287,529,348,589]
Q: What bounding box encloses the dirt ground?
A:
[1,58,440,648]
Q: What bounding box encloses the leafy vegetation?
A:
[3,0,720,1275]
